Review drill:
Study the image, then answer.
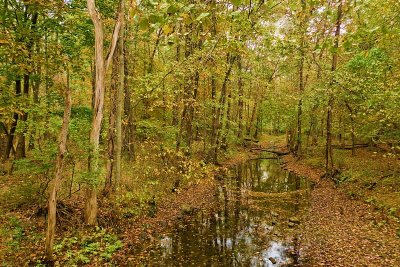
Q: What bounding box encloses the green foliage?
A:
[135,119,177,143]
[231,0,242,7]
[334,173,351,185]
[53,228,123,266]
[0,216,25,250]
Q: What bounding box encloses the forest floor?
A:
[274,139,400,266]
[1,137,399,266]
[0,144,256,266]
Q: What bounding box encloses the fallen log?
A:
[332,144,368,150]
[250,147,290,156]
[250,157,278,160]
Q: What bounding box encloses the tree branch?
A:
[105,1,124,71]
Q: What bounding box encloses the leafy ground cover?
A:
[282,147,400,266]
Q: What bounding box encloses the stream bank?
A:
[124,151,310,266]
[282,154,400,266]
[115,139,400,266]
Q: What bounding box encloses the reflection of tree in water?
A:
[146,158,310,266]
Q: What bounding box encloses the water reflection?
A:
[144,157,310,266]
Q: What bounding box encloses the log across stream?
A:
[141,152,311,266]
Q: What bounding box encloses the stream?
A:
[143,153,311,266]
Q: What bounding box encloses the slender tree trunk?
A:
[85,0,123,225]
[45,68,72,260]
[237,55,244,139]
[186,35,202,151]
[222,89,232,150]
[123,24,137,160]
[254,114,261,139]
[186,70,199,150]
[33,63,41,104]
[325,0,343,176]
[209,1,218,159]
[295,0,307,157]
[247,101,258,137]
[91,59,96,109]
[104,42,119,195]
[15,75,29,159]
[115,21,124,190]
[213,54,235,163]
[345,102,356,156]
[4,80,21,160]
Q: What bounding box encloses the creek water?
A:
[143,153,311,266]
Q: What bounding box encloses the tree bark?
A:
[45,68,72,260]
[247,100,258,137]
[237,55,244,139]
[295,0,307,157]
[345,101,356,156]
[15,74,30,159]
[104,42,119,196]
[213,54,236,163]
[123,24,136,160]
[85,0,123,225]
[4,80,21,160]
[115,20,124,191]
[15,11,38,159]
[325,0,343,176]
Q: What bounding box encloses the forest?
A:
[0,0,399,266]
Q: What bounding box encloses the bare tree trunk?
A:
[104,42,119,195]
[115,21,124,190]
[213,54,235,163]
[85,0,123,225]
[325,0,343,176]
[91,59,96,109]
[15,74,29,159]
[4,80,21,160]
[186,34,202,151]
[123,24,136,160]
[209,1,218,160]
[45,68,72,260]
[186,70,199,150]
[345,102,356,156]
[237,55,244,139]
[222,89,232,150]
[295,0,307,157]
[247,101,258,137]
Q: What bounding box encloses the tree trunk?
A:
[45,68,72,260]
[115,21,124,190]
[15,11,38,159]
[104,42,119,195]
[209,1,218,160]
[237,55,244,139]
[325,0,343,176]
[4,80,21,160]
[213,54,235,163]
[345,102,356,156]
[15,75,29,159]
[221,89,232,150]
[295,0,307,157]
[123,24,136,160]
[247,100,258,137]
[85,0,123,225]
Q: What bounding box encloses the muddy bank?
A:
[282,154,400,266]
